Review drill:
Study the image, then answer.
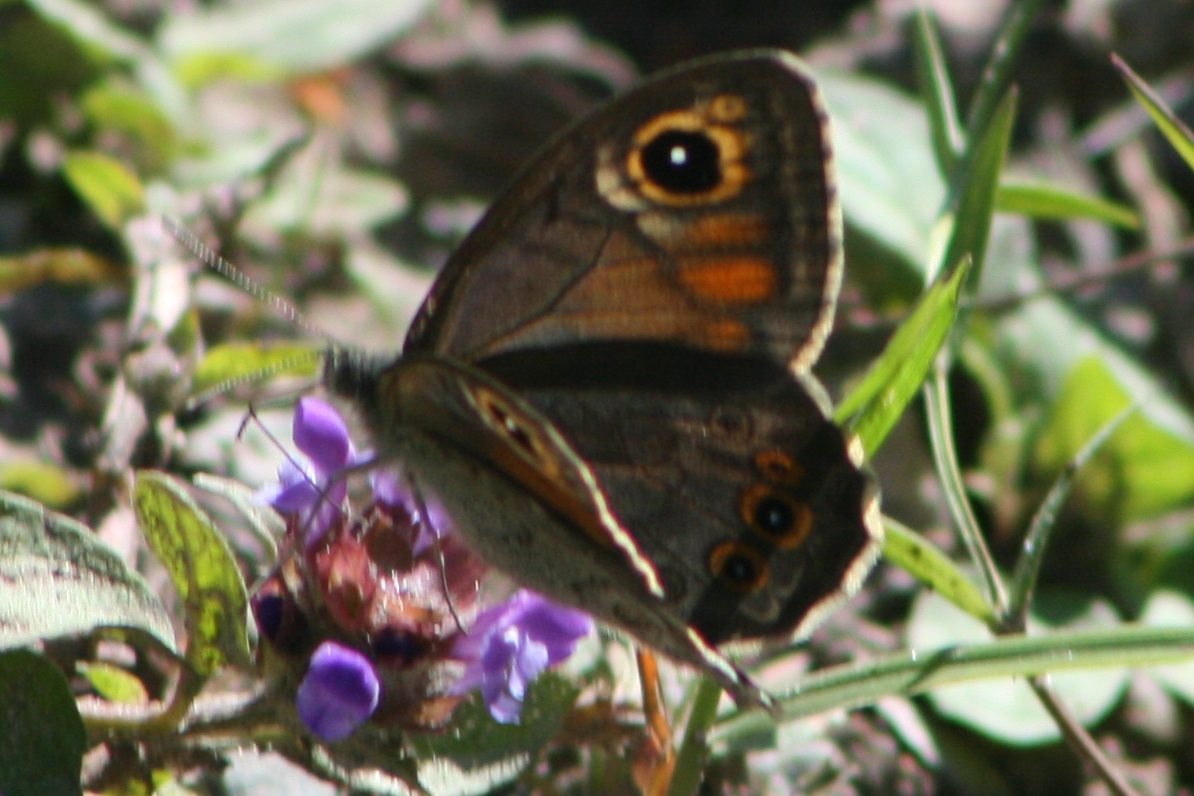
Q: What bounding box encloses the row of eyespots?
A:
[709,449,814,593]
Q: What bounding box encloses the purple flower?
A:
[451,591,593,724]
[260,397,361,545]
[297,641,381,741]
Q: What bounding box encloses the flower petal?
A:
[296,641,380,741]
[293,397,354,475]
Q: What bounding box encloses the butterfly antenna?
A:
[184,348,327,411]
[409,478,469,633]
[161,215,320,336]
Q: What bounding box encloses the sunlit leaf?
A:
[882,518,995,624]
[837,261,968,455]
[78,661,149,704]
[192,341,323,398]
[411,673,578,795]
[0,248,124,293]
[62,150,145,230]
[159,0,434,79]
[1114,53,1194,175]
[907,590,1127,745]
[0,461,80,509]
[997,181,1139,228]
[0,489,175,652]
[133,470,250,676]
[1035,356,1194,523]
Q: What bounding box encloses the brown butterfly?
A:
[324,49,883,712]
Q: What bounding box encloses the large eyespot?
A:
[739,484,813,549]
[622,109,751,206]
[708,541,769,592]
[640,129,722,194]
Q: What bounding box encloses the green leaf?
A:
[0,488,175,652]
[1035,356,1194,523]
[962,0,1046,142]
[0,247,124,293]
[938,89,1017,287]
[1141,590,1194,707]
[907,590,1127,745]
[159,0,434,79]
[0,9,98,124]
[25,0,151,62]
[0,461,81,509]
[1007,406,1135,625]
[192,341,323,398]
[881,518,995,624]
[817,69,944,288]
[0,649,85,796]
[81,80,179,169]
[716,621,1194,750]
[997,181,1140,229]
[836,261,968,456]
[133,470,251,676]
[62,150,145,230]
[78,661,149,704]
[411,673,578,795]
[911,7,964,174]
[1113,53,1194,175]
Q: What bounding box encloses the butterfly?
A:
[324,49,883,712]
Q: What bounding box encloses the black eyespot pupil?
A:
[640,130,721,193]
[722,552,758,585]
[754,496,794,534]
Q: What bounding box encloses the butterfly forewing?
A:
[403,52,842,373]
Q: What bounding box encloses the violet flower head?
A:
[451,590,593,724]
[260,397,360,545]
[297,641,381,741]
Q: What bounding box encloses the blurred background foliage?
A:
[6,0,1194,794]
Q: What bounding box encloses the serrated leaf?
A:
[0,650,85,796]
[907,590,1127,745]
[996,181,1139,228]
[62,150,145,229]
[192,341,323,397]
[0,489,175,652]
[133,470,250,675]
[836,261,968,456]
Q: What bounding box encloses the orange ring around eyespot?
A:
[626,111,751,206]
[708,541,769,593]
[754,450,806,486]
[739,484,814,549]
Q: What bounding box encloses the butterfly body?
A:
[325,50,883,711]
